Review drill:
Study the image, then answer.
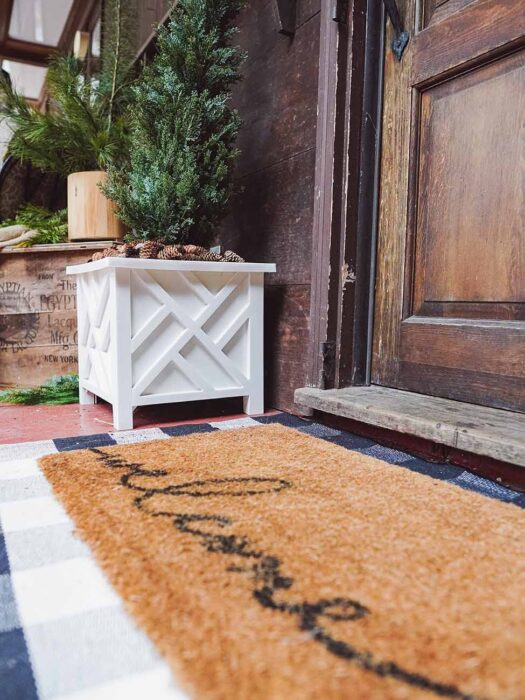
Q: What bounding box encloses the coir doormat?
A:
[40,425,525,700]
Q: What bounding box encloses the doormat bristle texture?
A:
[40,425,525,700]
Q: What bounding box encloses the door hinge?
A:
[321,341,336,387]
[382,0,409,61]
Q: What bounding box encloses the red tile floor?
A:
[3,398,523,493]
[0,398,279,444]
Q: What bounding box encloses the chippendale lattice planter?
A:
[66,258,276,430]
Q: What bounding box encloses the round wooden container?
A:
[67,171,126,241]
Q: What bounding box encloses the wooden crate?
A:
[0,242,111,389]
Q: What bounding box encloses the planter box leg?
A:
[79,387,97,404]
[111,267,133,431]
[112,402,134,431]
[243,272,264,416]
[243,393,264,416]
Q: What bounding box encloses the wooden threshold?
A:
[294,385,525,468]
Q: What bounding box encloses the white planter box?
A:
[66,258,276,430]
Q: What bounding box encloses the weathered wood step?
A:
[294,385,525,467]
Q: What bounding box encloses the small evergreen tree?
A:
[103,0,246,244]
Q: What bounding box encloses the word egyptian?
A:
[90,447,486,700]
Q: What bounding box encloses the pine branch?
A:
[1,204,68,247]
[0,5,136,177]
[101,0,137,124]
[0,375,79,405]
[107,0,122,132]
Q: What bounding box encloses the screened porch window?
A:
[8,0,74,46]
[1,60,47,99]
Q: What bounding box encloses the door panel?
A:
[412,0,525,83]
[414,52,525,313]
[421,0,477,30]
[372,0,525,411]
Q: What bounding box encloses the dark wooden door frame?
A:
[307,0,386,390]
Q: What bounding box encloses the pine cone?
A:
[183,244,207,256]
[120,242,139,257]
[102,247,121,258]
[181,253,201,261]
[158,245,183,260]
[139,241,164,259]
[199,250,223,262]
[223,250,245,263]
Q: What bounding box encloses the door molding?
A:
[307,0,385,389]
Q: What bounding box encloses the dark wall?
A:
[136,0,171,50]
[216,0,321,412]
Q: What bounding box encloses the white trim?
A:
[67,258,276,275]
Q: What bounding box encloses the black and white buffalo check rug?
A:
[1,413,524,700]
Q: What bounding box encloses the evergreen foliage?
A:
[103,0,246,244]
[99,0,137,132]
[1,204,68,247]
[0,0,136,177]
[0,375,79,405]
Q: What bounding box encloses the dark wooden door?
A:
[372,0,525,411]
